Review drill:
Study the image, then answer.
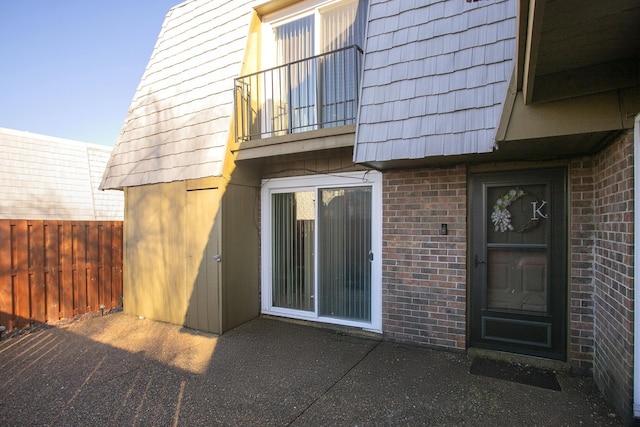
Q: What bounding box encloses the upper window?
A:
[234,0,368,141]
[262,0,368,68]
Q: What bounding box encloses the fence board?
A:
[0,222,11,329]
[60,222,73,319]
[102,224,112,309]
[87,223,99,312]
[75,223,87,315]
[45,222,60,322]
[13,221,30,328]
[113,224,123,308]
[30,222,46,323]
[0,220,123,331]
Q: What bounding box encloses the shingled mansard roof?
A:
[354,0,516,162]
[0,128,123,220]
[101,0,516,189]
[100,0,262,190]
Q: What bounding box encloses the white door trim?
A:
[260,170,382,332]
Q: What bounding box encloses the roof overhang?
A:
[496,0,640,153]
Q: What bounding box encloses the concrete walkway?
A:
[0,312,621,426]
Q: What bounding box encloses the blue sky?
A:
[0,1,181,146]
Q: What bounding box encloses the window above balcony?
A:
[235,0,368,144]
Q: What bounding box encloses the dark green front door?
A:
[469,168,567,360]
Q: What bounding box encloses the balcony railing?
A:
[234,45,363,142]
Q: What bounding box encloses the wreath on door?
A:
[491,188,525,232]
[491,187,543,233]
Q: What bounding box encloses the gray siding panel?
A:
[354,0,517,163]
[101,0,260,190]
[0,128,123,220]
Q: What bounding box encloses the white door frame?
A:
[260,170,382,332]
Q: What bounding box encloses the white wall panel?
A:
[0,128,123,220]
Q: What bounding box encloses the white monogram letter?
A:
[531,200,548,220]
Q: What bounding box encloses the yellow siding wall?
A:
[122,174,260,332]
[124,181,188,325]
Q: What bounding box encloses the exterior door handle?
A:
[213,254,222,262]
[474,255,485,268]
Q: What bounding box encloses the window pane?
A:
[487,184,548,244]
[274,15,317,133]
[272,192,315,311]
[318,187,371,321]
[275,15,314,63]
[320,1,367,128]
[320,0,368,52]
[487,248,548,313]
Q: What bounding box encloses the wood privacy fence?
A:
[0,220,123,331]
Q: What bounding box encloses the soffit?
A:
[254,0,302,16]
[360,129,617,171]
[518,0,640,104]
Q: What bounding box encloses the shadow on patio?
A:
[0,312,621,426]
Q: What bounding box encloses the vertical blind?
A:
[275,15,317,132]
[320,0,368,127]
[270,0,369,131]
[272,187,372,322]
[318,187,371,321]
[272,192,315,311]
[320,0,367,52]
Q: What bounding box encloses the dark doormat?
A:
[469,357,561,391]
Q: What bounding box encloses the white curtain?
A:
[274,15,317,132]
[320,0,368,127]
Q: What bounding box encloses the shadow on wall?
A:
[124,179,189,326]
[1,191,76,220]
[117,95,261,333]
[2,147,122,221]
[183,179,261,334]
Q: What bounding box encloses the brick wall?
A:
[260,144,635,423]
[592,130,634,422]
[569,158,596,373]
[382,166,467,350]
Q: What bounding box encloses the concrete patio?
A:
[0,312,621,426]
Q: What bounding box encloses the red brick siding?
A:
[592,131,634,420]
[382,166,467,350]
[257,140,635,422]
[569,158,596,373]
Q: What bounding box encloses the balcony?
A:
[234,45,363,146]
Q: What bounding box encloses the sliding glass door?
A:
[318,187,371,321]
[262,172,381,331]
[272,191,315,312]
